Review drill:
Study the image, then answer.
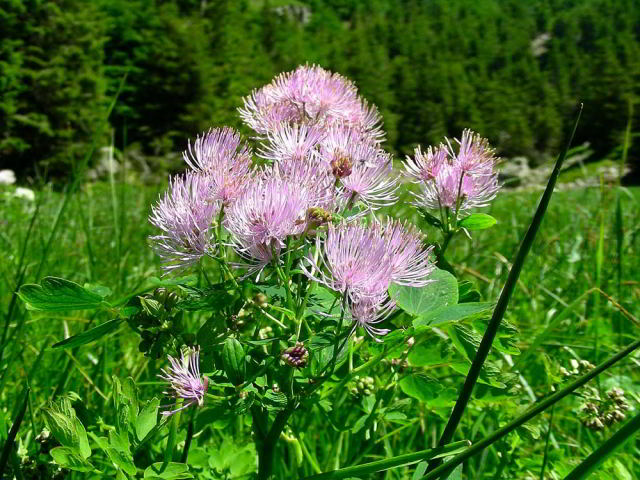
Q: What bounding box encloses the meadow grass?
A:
[1,180,638,479]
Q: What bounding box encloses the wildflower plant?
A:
[17,67,640,480]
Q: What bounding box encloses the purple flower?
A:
[224,168,324,275]
[158,347,209,416]
[404,144,448,183]
[259,123,325,164]
[318,125,398,210]
[304,219,435,340]
[183,127,252,205]
[239,65,383,141]
[405,130,500,214]
[448,129,498,176]
[378,218,434,287]
[149,172,218,273]
[303,222,393,301]
[347,294,395,340]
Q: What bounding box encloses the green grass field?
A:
[1,180,638,479]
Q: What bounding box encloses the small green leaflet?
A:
[51,318,123,349]
[18,276,109,311]
[458,213,497,230]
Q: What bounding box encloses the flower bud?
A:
[306,207,332,226]
[253,293,268,308]
[331,156,353,178]
[281,342,309,368]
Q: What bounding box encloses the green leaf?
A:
[444,464,463,479]
[18,276,107,311]
[42,398,86,452]
[74,418,91,459]
[414,302,494,327]
[136,398,159,442]
[408,336,454,367]
[177,284,234,311]
[418,208,443,228]
[389,268,458,316]
[144,462,193,479]
[222,338,246,385]
[50,446,94,472]
[264,390,288,412]
[399,375,442,403]
[106,446,137,475]
[83,283,112,298]
[412,461,428,480]
[51,318,123,349]
[458,213,497,231]
[458,281,481,303]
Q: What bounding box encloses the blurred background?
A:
[1,0,638,184]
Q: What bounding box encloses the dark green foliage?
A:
[2,0,640,178]
[0,0,107,177]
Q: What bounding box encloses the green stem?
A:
[426,105,582,472]
[300,441,470,480]
[257,405,296,480]
[421,337,640,480]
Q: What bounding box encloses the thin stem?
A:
[300,441,470,480]
[539,404,554,480]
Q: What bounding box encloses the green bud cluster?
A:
[128,288,193,358]
[350,375,375,396]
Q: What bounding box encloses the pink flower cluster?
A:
[150,128,252,272]
[405,129,500,213]
[303,219,433,339]
[150,65,401,273]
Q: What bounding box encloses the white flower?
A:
[14,187,35,201]
[0,170,16,185]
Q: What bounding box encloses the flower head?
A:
[239,65,383,141]
[378,218,434,287]
[158,347,208,416]
[149,172,218,273]
[225,167,324,275]
[318,125,398,210]
[183,127,252,205]
[405,130,500,213]
[258,123,325,164]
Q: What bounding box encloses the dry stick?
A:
[426,105,583,472]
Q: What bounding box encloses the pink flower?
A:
[378,218,434,287]
[304,219,435,340]
[318,125,398,210]
[239,65,383,141]
[258,123,325,164]
[303,221,393,301]
[404,130,500,213]
[149,172,218,273]
[224,167,324,275]
[158,347,208,416]
[183,127,252,205]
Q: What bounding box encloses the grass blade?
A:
[299,441,470,480]
[563,412,640,480]
[427,105,583,471]
[0,386,30,478]
[421,337,640,480]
